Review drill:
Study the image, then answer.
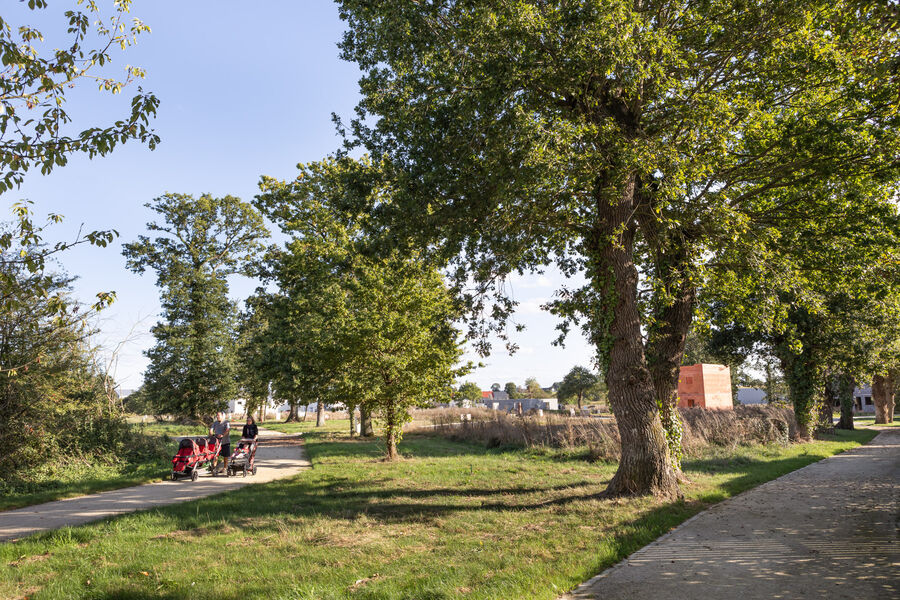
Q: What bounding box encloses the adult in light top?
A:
[209,411,231,475]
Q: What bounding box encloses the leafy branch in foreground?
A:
[0,0,158,194]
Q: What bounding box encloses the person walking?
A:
[209,411,231,475]
[242,415,259,441]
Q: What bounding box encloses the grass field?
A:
[0,427,876,600]
[853,415,900,428]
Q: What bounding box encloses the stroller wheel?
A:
[252,465,257,476]
[171,472,177,481]
[191,469,198,482]
[242,465,247,477]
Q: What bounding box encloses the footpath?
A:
[562,428,899,600]
[0,428,310,543]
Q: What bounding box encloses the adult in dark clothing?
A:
[242,415,259,440]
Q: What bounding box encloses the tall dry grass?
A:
[413,405,795,461]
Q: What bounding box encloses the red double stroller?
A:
[171,436,221,481]
[227,438,258,477]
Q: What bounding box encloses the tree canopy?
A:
[337,0,900,495]
[254,157,471,458]
[123,194,268,420]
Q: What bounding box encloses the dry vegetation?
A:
[414,406,797,461]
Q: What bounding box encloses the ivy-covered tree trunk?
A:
[645,280,695,473]
[591,179,677,497]
[360,405,374,437]
[836,374,855,430]
[820,375,837,433]
[873,373,893,424]
[315,400,325,427]
[780,353,821,440]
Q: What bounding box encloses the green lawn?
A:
[853,415,900,428]
[0,427,876,600]
[260,418,352,435]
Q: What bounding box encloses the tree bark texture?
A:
[888,370,896,423]
[360,405,374,437]
[835,374,855,430]
[315,400,325,427]
[284,400,299,422]
[383,401,399,460]
[638,195,697,473]
[350,406,358,437]
[644,270,695,471]
[819,375,837,434]
[873,373,894,424]
[590,175,678,497]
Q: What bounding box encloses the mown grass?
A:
[0,426,877,600]
[853,415,900,428]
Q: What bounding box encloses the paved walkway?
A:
[562,428,899,600]
[0,428,310,543]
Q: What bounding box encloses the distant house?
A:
[480,390,510,403]
[830,384,875,414]
[677,364,733,410]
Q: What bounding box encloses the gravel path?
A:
[0,428,310,543]
[562,428,899,600]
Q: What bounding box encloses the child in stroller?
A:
[227,438,258,477]
[170,435,221,481]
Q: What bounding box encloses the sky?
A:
[4,1,596,392]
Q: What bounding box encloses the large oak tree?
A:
[337,0,900,495]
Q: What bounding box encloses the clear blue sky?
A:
[4,1,596,392]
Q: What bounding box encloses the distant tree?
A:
[524,377,549,399]
[123,194,268,421]
[490,382,501,392]
[504,382,519,399]
[457,381,482,404]
[255,157,470,458]
[557,367,600,411]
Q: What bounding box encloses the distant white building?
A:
[485,397,558,412]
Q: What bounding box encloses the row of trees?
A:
[334,0,900,495]
[126,160,472,459]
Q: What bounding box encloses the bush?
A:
[415,405,797,461]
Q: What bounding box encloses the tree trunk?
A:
[644,273,695,472]
[302,403,309,422]
[315,400,325,427]
[590,176,677,497]
[383,402,399,460]
[778,348,820,440]
[284,400,299,422]
[637,196,697,473]
[577,392,582,412]
[819,375,837,434]
[349,405,358,437]
[360,405,374,437]
[873,373,892,424]
[887,370,896,422]
[835,374,855,430]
